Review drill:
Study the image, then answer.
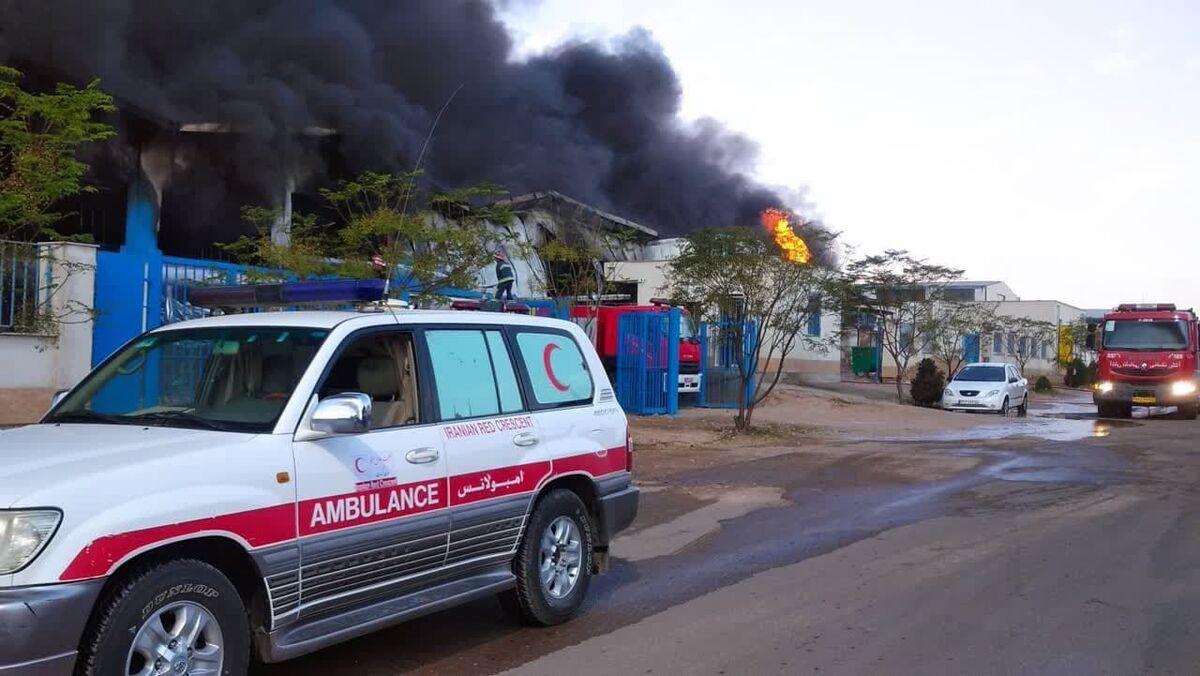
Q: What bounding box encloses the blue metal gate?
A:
[615,309,680,415]
[698,320,757,408]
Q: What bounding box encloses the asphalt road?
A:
[268,392,1200,675]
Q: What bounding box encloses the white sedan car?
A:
[942,362,1029,415]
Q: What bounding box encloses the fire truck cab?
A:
[1090,303,1200,419]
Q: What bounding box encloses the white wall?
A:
[605,260,670,305]
[0,242,96,424]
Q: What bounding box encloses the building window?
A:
[993,332,1002,354]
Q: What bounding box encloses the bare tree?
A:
[668,226,841,431]
[928,301,998,378]
[993,314,1058,375]
[841,250,963,402]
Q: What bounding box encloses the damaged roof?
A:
[498,190,658,239]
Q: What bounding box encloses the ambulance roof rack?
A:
[188,279,387,310]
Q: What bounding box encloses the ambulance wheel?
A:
[501,489,594,626]
[1177,403,1198,421]
[78,559,250,676]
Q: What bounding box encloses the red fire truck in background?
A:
[570,301,702,393]
[1090,303,1200,420]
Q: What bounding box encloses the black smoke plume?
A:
[0,0,794,240]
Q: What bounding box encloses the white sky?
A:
[499,0,1200,310]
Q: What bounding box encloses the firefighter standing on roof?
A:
[494,250,516,300]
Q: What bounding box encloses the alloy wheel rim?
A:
[126,600,224,676]
[539,515,583,599]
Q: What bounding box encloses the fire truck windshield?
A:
[1103,319,1188,351]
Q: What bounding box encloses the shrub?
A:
[1034,375,1053,393]
[1064,357,1088,388]
[910,357,946,407]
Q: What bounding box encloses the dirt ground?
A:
[628,383,1028,482]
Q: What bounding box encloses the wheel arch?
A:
[531,473,603,544]
[81,535,272,642]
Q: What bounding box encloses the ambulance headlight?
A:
[1096,381,1114,394]
[1171,381,1197,397]
[0,510,61,574]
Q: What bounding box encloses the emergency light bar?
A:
[450,299,532,315]
[188,279,387,309]
[1116,303,1176,312]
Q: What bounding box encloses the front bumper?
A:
[0,580,103,675]
[1093,380,1199,407]
[942,394,1005,411]
[678,372,701,393]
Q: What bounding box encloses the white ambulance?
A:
[0,297,637,675]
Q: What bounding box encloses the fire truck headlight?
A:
[1170,381,1197,397]
[1096,381,1115,394]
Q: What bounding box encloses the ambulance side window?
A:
[513,330,593,408]
[426,329,523,421]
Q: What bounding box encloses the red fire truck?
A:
[1090,303,1200,419]
[570,302,703,393]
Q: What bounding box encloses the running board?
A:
[258,566,516,662]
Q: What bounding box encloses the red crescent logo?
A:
[542,343,570,392]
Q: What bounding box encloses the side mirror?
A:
[310,393,372,436]
[48,389,69,411]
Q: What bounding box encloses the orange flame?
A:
[760,208,811,264]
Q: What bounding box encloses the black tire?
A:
[1017,396,1028,417]
[999,396,1009,416]
[1177,403,1199,421]
[78,559,250,676]
[500,489,594,626]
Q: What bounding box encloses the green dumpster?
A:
[851,346,878,376]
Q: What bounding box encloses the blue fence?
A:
[614,309,680,415]
[698,319,757,409]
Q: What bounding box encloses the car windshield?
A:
[953,366,1005,382]
[46,326,329,433]
[679,315,696,340]
[1103,319,1189,351]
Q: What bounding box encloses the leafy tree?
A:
[220,207,340,281]
[840,250,962,402]
[224,171,515,306]
[668,225,841,431]
[909,357,946,407]
[0,66,115,242]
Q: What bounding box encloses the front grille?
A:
[679,362,700,375]
[959,390,980,397]
[1113,367,1176,377]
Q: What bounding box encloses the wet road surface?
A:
[266,391,1200,674]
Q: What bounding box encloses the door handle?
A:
[513,432,540,447]
[405,447,440,464]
